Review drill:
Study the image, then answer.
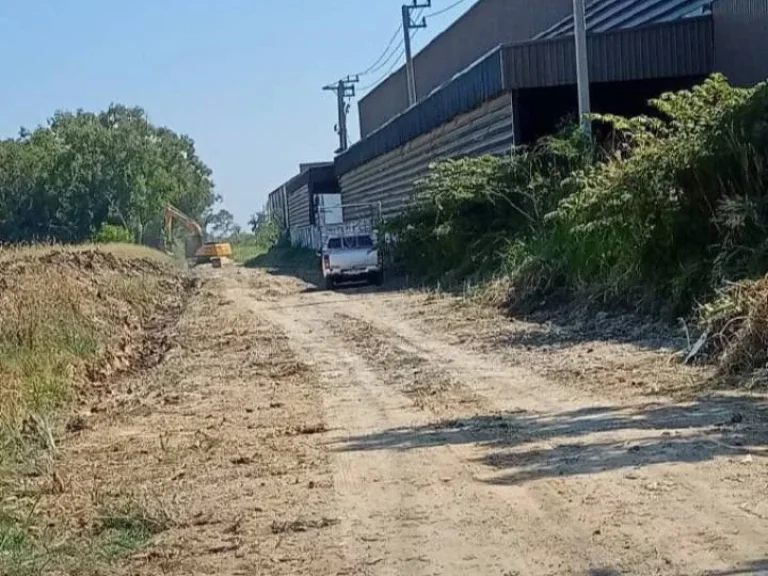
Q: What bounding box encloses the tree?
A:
[248,212,266,234]
[206,209,236,239]
[0,104,217,244]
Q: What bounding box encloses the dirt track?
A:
[59,264,768,575]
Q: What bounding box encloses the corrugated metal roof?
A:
[535,0,716,38]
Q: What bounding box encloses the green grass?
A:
[243,245,319,271]
[93,502,172,561]
[0,500,172,576]
[231,241,268,263]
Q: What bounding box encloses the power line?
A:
[355,24,404,76]
[358,6,427,94]
[427,0,471,18]
[359,45,406,91]
[361,35,406,78]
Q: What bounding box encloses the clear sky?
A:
[0,0,477,226]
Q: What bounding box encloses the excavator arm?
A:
[163,204,232,264]
[164,204,204,240]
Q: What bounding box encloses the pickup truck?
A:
[320,233,383,290]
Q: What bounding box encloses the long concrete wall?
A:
[714,0,768,87]
[340,93,516,222]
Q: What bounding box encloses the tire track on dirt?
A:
[318,288,768,576]
[326,312,487,414]
[250,276,653,575]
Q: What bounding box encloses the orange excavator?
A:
[163,204,232,266]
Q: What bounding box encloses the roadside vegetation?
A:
[0,104,217,246]
[385,75,768,382]
[0,248,188,574]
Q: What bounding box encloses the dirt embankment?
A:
[0,246,193,576]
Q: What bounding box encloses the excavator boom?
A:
[163,204,232,265]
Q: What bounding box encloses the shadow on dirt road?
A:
[335,395,768,485]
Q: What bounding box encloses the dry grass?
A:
[0,244,187,575]
[0,246,176,439]
[699,278,768,386]
[0,242,173,263]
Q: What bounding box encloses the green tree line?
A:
[0,104,217,244]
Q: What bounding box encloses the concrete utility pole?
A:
[323,75,359,154]
[572,0,592,135]
[402,1,430,107]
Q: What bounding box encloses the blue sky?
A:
[0,1,476,226]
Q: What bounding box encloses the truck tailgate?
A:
[328,248,377,271]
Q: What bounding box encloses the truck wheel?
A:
[324,276,334,291]
[371,270,384,286]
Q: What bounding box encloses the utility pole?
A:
[572,0,592,135]
[402,0,430,107]
[323,75,359,154]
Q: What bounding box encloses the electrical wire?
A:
[427,0,472,18]
[356,2,470,94]
[355,24,404,76]
[358,45,406,91]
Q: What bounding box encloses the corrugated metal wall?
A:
[358,0,573,138]
[505,16,714,88]
[287,184,310,229]
[338,50,503,177]
[340,94,515,222]
[714,0,768,87]
[267,186,286,228]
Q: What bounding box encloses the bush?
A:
[231,219,283,263]
[92,223,134,244]
[383,127,595,284]
[389,75,768,325]
[547,74,768,314]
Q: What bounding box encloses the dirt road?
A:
[59,264,768,575]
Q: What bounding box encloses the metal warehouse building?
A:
[265,162,341,246]
[336,0,768,223]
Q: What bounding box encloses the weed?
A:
[94,501,172,561]
[386,75,768,378]
[0,245,184,574]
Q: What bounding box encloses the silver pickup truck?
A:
[320,233,383,290]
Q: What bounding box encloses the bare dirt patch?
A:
[327,312,483,413]
[31,270,342,576]
[393,291,713,401]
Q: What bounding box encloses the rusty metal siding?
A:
[338,49,504,178]
[287,184,310,229]
[505,17,714,88]
[714,0,768,87]
[340,94,515,222]
[358,0,573,138]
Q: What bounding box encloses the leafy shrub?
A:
[92,223,134,244]
[389,75,768,325]
[383,127,595,284]
[547,75,768,314]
